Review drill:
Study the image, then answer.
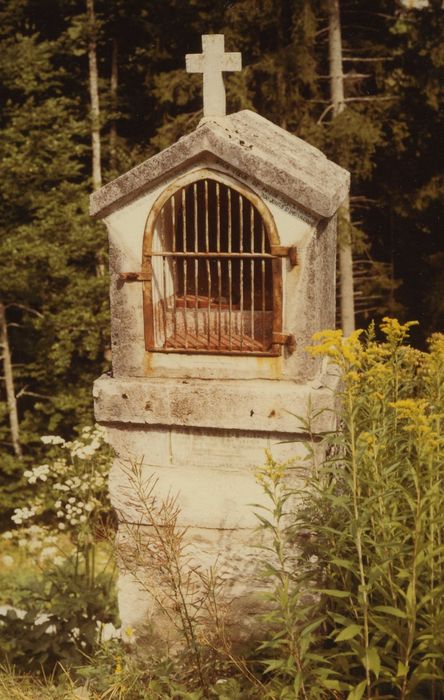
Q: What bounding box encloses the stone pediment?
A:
[90,109,349,220]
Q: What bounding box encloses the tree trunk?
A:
[109,37,118,174]
[0,303,22,458]
[328,0,355,336]
[86,0,105,276]
[87,0,102,192]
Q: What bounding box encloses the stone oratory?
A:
[91,35,349,648]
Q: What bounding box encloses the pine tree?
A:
[0,0,110,517]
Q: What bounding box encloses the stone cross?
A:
[186,35,242,118]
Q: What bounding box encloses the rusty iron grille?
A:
[146,178,278,354]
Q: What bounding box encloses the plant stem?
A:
[348,386,371,696]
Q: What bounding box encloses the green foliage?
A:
[304,323,444,698]
[254,320,444,698]
[1,325,443,696]
[0,557,116,673]
[0,428,117,674]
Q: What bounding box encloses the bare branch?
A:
[5,303,44,318]
[345,96,397,103]
[343,57,394,62]
[317,103,335,124]
[311,95,396,104]
[16,386,53,400]
[317,73,372,79]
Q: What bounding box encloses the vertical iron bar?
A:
[182,187,188,348]
[239,193,244,351]
[205,180,211,348]
[216,181,222,349]
[250,202,255,349]
[228,187,232,350]
[171,195,177,344]
[261,221,266,349]
[193,183,199,344]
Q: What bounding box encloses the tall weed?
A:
[257,320,444,699]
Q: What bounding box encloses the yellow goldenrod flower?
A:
[380,317,418,345]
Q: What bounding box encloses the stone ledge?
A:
[93,374,337,434]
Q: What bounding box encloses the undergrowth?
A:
[1,319,443,699]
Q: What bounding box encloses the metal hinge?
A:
[270,245,298,267]
[272,332,297,353]
[118,272,150,282]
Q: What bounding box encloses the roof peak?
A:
[90,110,349,220]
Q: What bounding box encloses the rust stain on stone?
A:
[254,355,281,379]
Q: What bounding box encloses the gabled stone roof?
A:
[90,109,350,220]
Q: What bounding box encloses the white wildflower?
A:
[1,531,13,540]
[41,435,65,446]
[34,613,51,625]
[25,464,50,484]
[2,555,13,567]
[40,547,58,560]
[11,506,36,524]
[94,425,107,440]
[121,625,136,644]
[54,459,67,472]
[54,483,69,492]
[96,621,120,643]
[0,605,26,619]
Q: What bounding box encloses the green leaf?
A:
[347,680,367,700]
[363,648,381,679]
[331,556,356,571]
[335,624,362,642]
[318,588,351,598]
[263,658,285,673]
[374,605,407,618]
[406,581,415,614]
[322,679,352,691]
[397,661,408,678]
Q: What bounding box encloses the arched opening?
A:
[143,170,282,355]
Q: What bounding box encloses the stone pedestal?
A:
[94,371,338,647]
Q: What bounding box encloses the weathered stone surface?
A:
[107,444,310,530]
[114,523,280,655]
[90,110,349,220]
[94,374,338,435]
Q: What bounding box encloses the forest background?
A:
[0,0,443,520]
